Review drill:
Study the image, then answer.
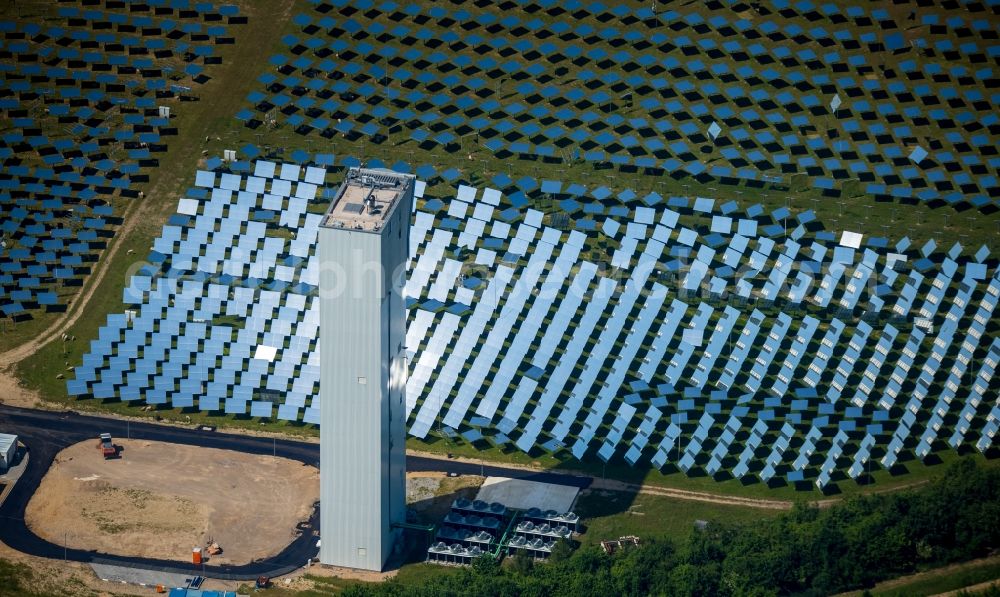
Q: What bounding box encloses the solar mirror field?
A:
[1,0,247,330]
[2,0,999,496]
[65,162,1000,492]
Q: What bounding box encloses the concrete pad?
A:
[475,477,579,512]
[90,563,193,588]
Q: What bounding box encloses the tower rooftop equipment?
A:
[321,168,410,233]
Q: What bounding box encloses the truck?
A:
[97,433,116,459]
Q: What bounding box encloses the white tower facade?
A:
[317,167,412,571]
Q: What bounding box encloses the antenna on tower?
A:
[365,183,377,215]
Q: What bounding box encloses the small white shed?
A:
[0,433,18,473]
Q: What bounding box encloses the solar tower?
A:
[318,167,413,571]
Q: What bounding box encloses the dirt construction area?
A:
[25,439,318,565]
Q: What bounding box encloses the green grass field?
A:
[235,564,461,596]
[839,557,1000,597]
[573,488,782,545]
[0,558,94,597]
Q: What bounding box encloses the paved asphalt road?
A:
[0,405,589,580]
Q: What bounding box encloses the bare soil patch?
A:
[0,366,43,409]
[25,439,318,565]
[406,472,484,523]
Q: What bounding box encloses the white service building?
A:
[0,433,18,473]
[317,167,413,571]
